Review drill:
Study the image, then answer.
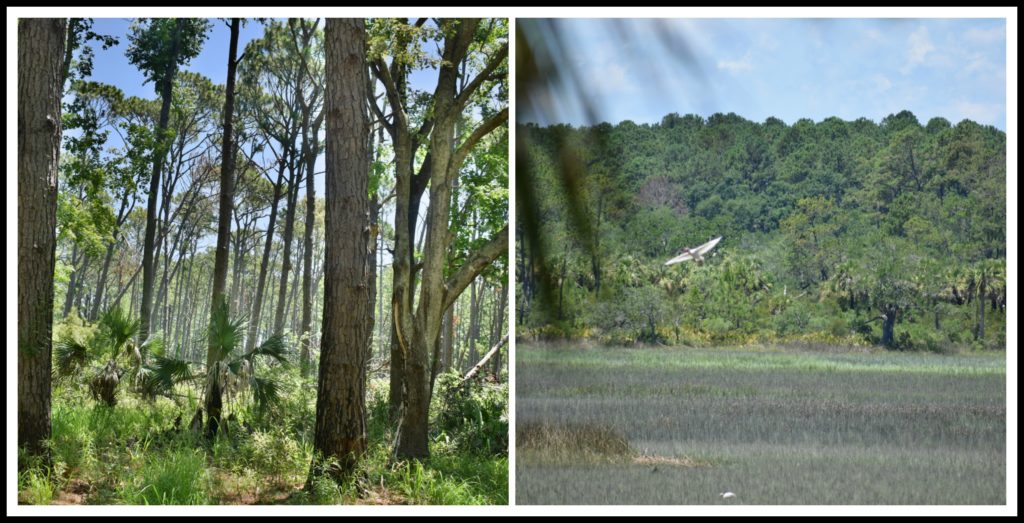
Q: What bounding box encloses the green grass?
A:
[19,375,508,505]
[117,445,211,505]
[516,344,1006,505]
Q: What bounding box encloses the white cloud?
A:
[901,26,935,74]
[599,63,633,92]
[865,28,884,42]
[964,26,1005,45]
[950,100,1003,126]
[965,53,994,74]
[718,53,753,74]
[578,61,636,95]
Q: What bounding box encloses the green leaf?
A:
[247,334,288,365]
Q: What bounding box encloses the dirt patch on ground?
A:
[52,479,91,505]
[632,454,711,468]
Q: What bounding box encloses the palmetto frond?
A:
[245,334,288,365]
[134,354,195,400]
[208,301,248,362]
[99,306,141,357]
[139,331,165,360]
[55,335,90,378]
[152,355,196,387]
[249,375,281,412]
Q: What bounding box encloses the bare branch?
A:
[442,226,508,312]
[459,334,508,385]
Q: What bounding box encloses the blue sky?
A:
[89,18,263,101]
[521,18,1007,130]
[83,18,444,192]
[80,18,451,258]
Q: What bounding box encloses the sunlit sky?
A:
[521,18,1007,130]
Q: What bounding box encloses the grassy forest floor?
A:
[516,342,1006,505]
[18,375,508,505]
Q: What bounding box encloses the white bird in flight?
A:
[664,236,722,266]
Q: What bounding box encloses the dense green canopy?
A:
[518,110,1006,351]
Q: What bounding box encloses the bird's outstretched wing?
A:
[664,252,694,266]
[694,236,722,256]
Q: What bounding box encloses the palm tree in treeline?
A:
[17,17,66,457]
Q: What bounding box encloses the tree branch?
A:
[454,41,508,111]
[442,225,508,312]
[449,107,508,180]
[367,88,394,140]
[459,333,508,386]
[370,57,407,131]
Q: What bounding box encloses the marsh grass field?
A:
[516,343,1006,505]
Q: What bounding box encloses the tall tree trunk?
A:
[881,309,897,349]
[376,204,386,358]
[91,241,117,319]
[246,154,288,352]
[274,161,301,336]
[312,18,371,480]
[395,21,465,459]
[383,24,417,422]
[468,279,479,372]
[975,272,986,340]
[177,243,196,350]
[205,18,239,438]
[18,17,65,455]
[442,306,454,373]
[295,18,324,377]
[491,284,507,378]
[299,143,318,378]
[141,19,184,343]
[62,243,80,318]
[229,223,244,313]
[90,193,126,320]
[376,19,508,459]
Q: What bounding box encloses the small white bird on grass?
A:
[719,491,736,499]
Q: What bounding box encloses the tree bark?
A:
[371,19,508,459]
[299,132,319,377]
[245,154,288,352]
[881,309,897,349]
[274,160,301,336]
[62,242,81,318]
[396,19,509,460]
[312,18,371,480]
[442,305,454,373]
[975,272,986,340]
[468,278,479,372]
[141,19,184,343]
[18,17,65,455]
[461,334,508,386]
[491,284,507,378]
[205,18,239,438]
